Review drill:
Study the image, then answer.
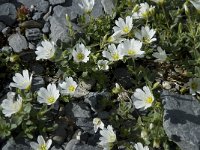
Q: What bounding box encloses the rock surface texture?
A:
[0,3,17,26]
[162,91,200,150]
[8,33,28,53]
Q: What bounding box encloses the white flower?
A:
[99,125,116,150]
[132,2,155,19]
[72,43,91,63]
[59,77,78,96]
[97,60,109,70]
[135,26,156,44]
[188,78,200,95]
[79,0,95,13]
[132,86,154,110]
[93,118,104,133]
[152,47,167,62]
[118,39,144,58]
[10,69,32,90]
[35,40,56,60]
[134,142,149,150]
[30,135,52,150]
[113,16,133,35]
[107,32,125,44]
[37,83,60,105]
[1,92,22,117]
[150,0,164,4]
[102,44,124,61]
[190,0,200,10]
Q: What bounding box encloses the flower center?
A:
[145,96,153,104]
[127,49,136,55]
[112,53,120,61]
[123,26,130,33]
[47,96,55,104]
[77,53,85,61]
[20,80,30,89]
[108,134,116,143]
[68,85,76,93]
[39,144,47,150]
[143,37,150,43]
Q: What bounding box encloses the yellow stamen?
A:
[112,53,119,61]
[127,49,136,55]
[47,97,55,104]
[39,144,47,150]
[123,26,130,33]
[146,96,153,104]
[68,85,75,92]
[77,53,85,61]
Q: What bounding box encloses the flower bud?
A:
[153,139,160,148]
[9,54,19,62]
[149,123,154,130]
[141,129,148,139]
[132,4,139,13]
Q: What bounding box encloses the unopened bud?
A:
[9,54,19,62]
[153,139,160,148]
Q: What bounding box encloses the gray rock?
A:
[0,22,6,32]
[31,63,44,74]
[49,0,66,5]
[19,20,44,29]
[65,102,93,133]
[43,6,52,21]
[25,28,42,41]
[42,22,50,33]
[162,91,200,150]
[0,0,10,5]
[76,117,94,134]
[65,102,91,118]
[114,68,133,89]
[97,111,110,119]
[52,119,68,145]
[90,0,104,18]
[28,42,36,49]
[84,91,111,112]
[64,139,79,150]
[64,139,101,150]
[49,6,73,43]
[73,79,94,98]
[8,33,28,53]
[101,0,115,16]
[2,137,30,150]
[20,51,36,62]
[0,3,16,26]
[17,0,49,13]
[79,80,95,91]
[51,146,64,150]
[32,12,43,20]
[2,26,11,35]
[32,76,45,92]
[71,0,103,18]
[1,46,12,53]
[74,85,90,98]
[87,134,101,146]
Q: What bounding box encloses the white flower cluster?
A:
[132,2,155,19]
[132,86,154,110]
[30,135,52,150]
[92,118,149,150]
[93,118,116,150]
